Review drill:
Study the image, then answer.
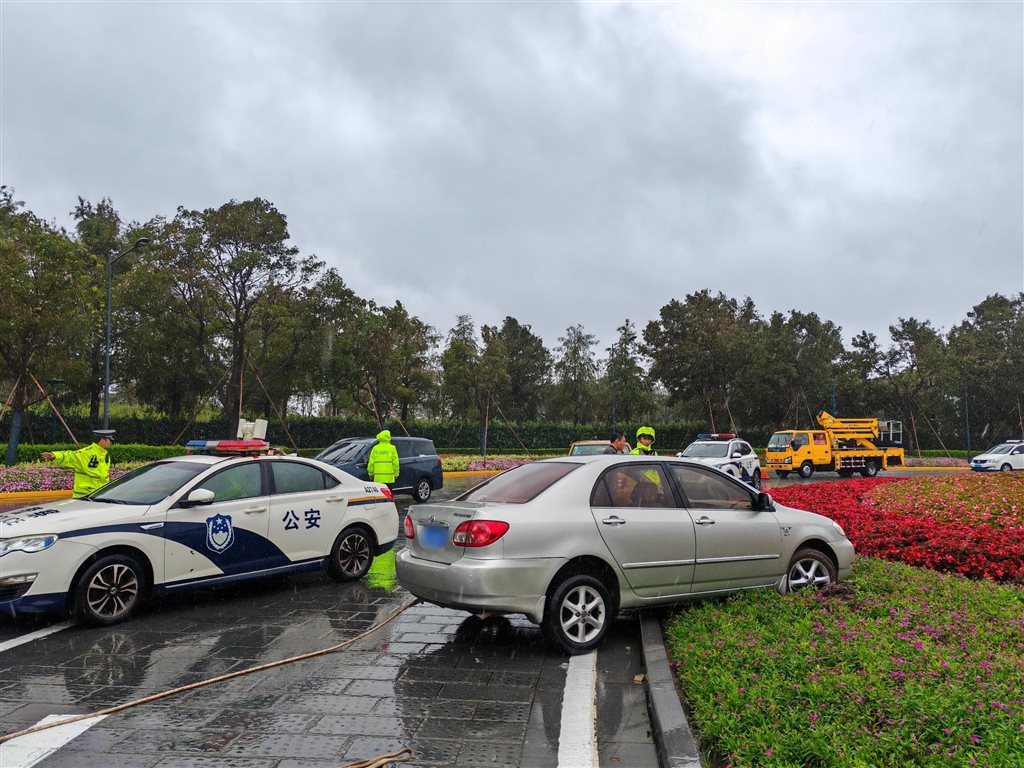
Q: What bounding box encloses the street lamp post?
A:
[103,237,150,429]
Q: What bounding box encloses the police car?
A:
[676,433,762,489]
[970,440,1024,472]
[0,441,399,625]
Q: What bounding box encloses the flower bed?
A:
[0,465,131,494]
[441,454,536,472]
[904,456,970,467]
[666,557,1024,768]
[770,476,1024,583]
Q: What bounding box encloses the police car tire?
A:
[1001,463,1013,472]
[327,525,375,582]
[415,478,432,502]
[73,554,146,626]
[799,462,814,479]
[751,469,761,490]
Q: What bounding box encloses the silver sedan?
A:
[396,455,854,653]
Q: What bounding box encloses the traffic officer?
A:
[40,429,115,498]
[631,426,658,456]
[368,429,400,486]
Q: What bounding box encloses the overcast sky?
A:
[2,1,1022,354]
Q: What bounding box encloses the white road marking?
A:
[557,650,599,768]
[0,621,73,653]
[0,714,107,768]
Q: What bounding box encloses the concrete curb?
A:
[640,611,703,768]
[0,490,72,504]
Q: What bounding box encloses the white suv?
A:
[970,440,1024,472]
[677,434,762,489]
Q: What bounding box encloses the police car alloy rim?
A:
[337,531,371,576]
[86,563,140,619]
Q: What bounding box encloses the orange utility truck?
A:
[764,411,904,479]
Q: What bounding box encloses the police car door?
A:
[732,441,759,484]
[267,459,346,563]
[164,462,274,589]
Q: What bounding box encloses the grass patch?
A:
[665,558,1024,767]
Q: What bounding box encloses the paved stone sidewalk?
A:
[1,572,657,767]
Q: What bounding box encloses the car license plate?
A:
[421,525,449,549]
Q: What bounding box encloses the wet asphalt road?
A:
[0,474,656,767]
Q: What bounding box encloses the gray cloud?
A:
[2,1,1021,353]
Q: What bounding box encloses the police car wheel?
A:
[415,478,432,502]
[74,554,145,626]
[1001,463,1013,472]
[751,469,761,490]
[327,525,375,582]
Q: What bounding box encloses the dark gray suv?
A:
[315,436,444,501]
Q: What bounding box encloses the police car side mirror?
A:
[756,492,774,511]
[184,488,216,506]
[731,451,742,459]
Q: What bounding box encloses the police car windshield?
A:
[90,461,209,505]
[986,443,1015,455]
[682,443,730,458]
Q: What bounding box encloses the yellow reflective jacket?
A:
[51,442,111,498]
[368,430,400,484]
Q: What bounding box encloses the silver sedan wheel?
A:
[559,584,606,645]
[86,563,139,620]
[788,555,834,590]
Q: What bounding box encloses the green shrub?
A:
[665,558,1024,767]
[3,443,186,465]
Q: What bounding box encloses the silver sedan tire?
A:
[786,548,837,591]
[543,574,611,654]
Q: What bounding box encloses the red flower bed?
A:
[770,478,1024,584]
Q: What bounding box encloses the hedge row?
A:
[3,414,717,451]
[5,443,187,465]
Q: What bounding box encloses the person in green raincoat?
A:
[367,430,400,485]
[41,429,115,498]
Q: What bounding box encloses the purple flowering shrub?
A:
[466,458,533,472]
[0,465,131,493]
[904,456,971,467]
[665,557,1024,767]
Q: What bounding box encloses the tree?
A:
[599,319,655,428]
[552,325,598,426]
[644,291,760,432]
[440,316,480,422]
[71,197,122,419]
[0,188,92,462]
[491,317,551,422]
[171,199,320,435]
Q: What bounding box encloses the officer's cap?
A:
[92,429,116,441]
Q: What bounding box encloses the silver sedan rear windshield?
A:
[458,462,580,504]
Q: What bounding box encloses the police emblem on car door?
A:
[205,513,235,553]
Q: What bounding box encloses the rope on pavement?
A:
[0,598,422,747]
[342,747,414,768]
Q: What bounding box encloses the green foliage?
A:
[665,558,1024,767]
[5,443,186,465]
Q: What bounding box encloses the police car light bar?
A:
[186,439,271,455]
[696,433,737,440]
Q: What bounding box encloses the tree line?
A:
[2,188,1022,451]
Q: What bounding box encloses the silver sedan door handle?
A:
[694,516,716,526]
[243,506,267,514]
[601,516,626,526]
